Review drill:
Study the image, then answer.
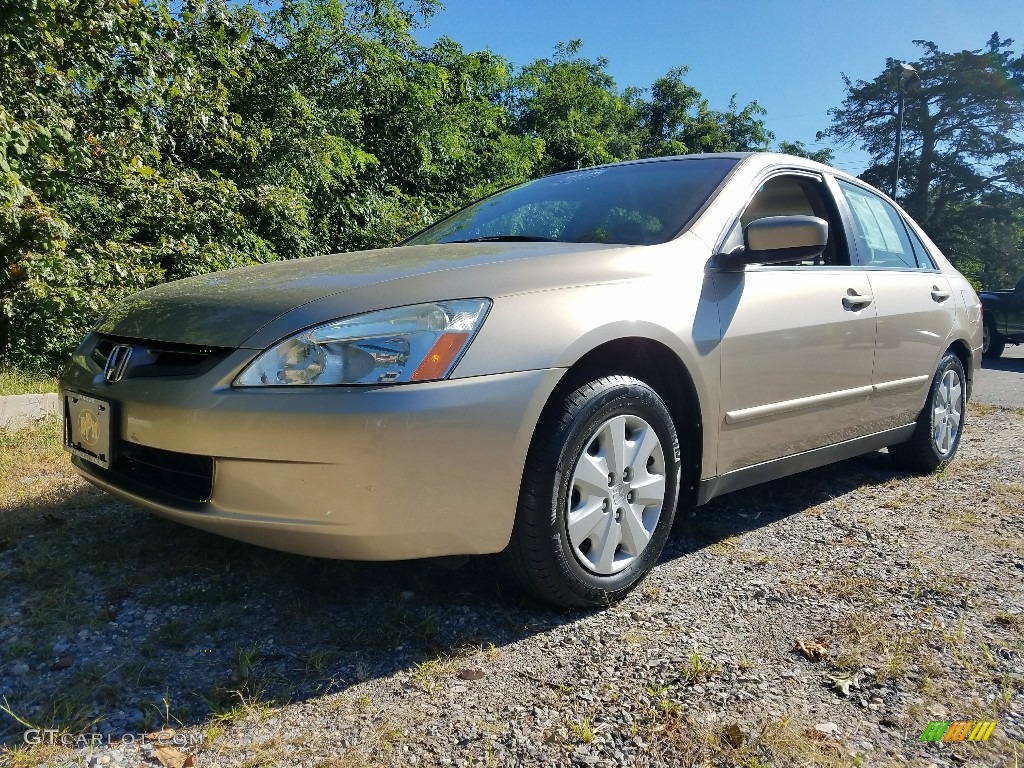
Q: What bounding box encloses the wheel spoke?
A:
[934,419,951,453]
[568,501,606,547]
[620,505,651,556]
[574,453,610,497]
[948,379,962,407]
[595,514,620,572]
[948,407,962,430]
[941,421,953,453]
[603,417,627,479]
[631,474,666,507]
[628,425,661,473]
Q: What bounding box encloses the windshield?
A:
[404,157,737,247]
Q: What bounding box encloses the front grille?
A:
[91,335,230,379]
[80,444,214,508]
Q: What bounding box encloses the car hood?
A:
[95,241,635,348]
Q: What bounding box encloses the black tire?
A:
[888,351,967,473]
[982,316,1005,359]
[500,376,682,608]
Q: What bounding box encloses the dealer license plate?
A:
[63,392,114,469]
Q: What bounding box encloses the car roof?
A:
[554,152,860,187]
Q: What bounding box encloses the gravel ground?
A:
[1,404,1022,768]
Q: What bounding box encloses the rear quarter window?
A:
[901,221,938,270]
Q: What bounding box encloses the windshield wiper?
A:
[444,235,556,243]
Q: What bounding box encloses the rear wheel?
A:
[982,317,1005,359]
[500,376,681,608]
[889,351,966,473]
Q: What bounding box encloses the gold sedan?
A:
[61,153,982,607]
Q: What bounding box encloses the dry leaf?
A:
[793,638,830,661]
[153,744,193,768]
[723,722,747,748]
[96,604,118,621]
[826,671,862,696]
[457,665,485,681]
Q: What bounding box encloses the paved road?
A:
[973,343,1024,408]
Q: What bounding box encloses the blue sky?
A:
[415,0,1023,174]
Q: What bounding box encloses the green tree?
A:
[508,40,641,174]
[636,67,774,156]
[1,0,182,367]
[819,34,1024,284]
[0,0,458,367]
[777,140,834,165]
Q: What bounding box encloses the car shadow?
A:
[669,449,900,552]
[0,448,904,745]
[0,483,580,745]
[981,354,1024,372]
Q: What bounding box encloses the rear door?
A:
[835,178,957,428]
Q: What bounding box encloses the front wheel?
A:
[888,351,967,473]
[500,376,681,608]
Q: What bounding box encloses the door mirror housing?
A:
[720,215,829,269]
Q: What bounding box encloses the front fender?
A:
[453,274,723,480]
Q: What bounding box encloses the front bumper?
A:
[61,340,562,560]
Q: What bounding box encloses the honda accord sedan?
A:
[61,153,982,607]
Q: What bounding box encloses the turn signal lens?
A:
[411,333,470,381]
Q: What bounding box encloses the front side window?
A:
[726,173,848,266]
[404,158,738,247]
[837,179,928,269]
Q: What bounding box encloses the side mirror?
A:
[720,215,828,269]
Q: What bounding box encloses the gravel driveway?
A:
[1,403,1022,768]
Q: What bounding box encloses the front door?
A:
[714,172,877,475]
[715,268,877,474]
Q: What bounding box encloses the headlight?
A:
[234,299,491,386]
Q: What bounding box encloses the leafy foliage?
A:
[820,34,1024,287]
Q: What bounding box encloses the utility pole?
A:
[891,62,919,199]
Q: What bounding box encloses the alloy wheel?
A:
[931,368,963,456]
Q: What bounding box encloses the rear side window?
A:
[837,179,931,269]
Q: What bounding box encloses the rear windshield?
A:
[404,157,737,247]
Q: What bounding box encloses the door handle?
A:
[931,286,951,302]
[842,292,873,310]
